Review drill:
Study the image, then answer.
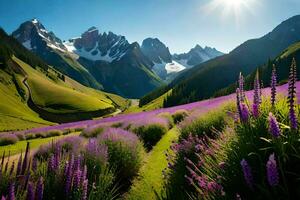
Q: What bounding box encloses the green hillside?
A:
[0,29,128,130]
[215,41,300,97]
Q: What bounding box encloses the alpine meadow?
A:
[0,0,299,199]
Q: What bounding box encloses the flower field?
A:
[0,61,299,199]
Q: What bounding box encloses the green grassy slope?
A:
[0,68,53,131]
[13,57,113,113]
[125,90,172,113]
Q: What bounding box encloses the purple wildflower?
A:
[240,103,250,123]
[48,155,55,172]
[16,152,22,176]
[8,182,15,200]
[73,169,82,190]
[252,71,261,118]
[1,196,6,200]
[27,182,34,200]
[236,88,242,119]
[35,177,44,200]
[9,162,15,175]
[239,73,245,102]
[252,103,259,118]
[271,65,277,106]
[253,71,261,105]
[288,58,298,130]
[266,153,279,187]
[21,142,30,175]
[85,139,108,166]
[65,155,74,195]
[240,159,253,188]
[32,158,37,171]
[268,113,280,138]
[82,179,88,200]
[81,165,87,185]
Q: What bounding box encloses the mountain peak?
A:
[87,26,98,32]
[12,19,66,52]
[173,45,224,67]
[194,44,203,49]
[141,38,172,64]
[31,18,39,24]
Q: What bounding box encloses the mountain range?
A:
[141,15,300,107]
[12,19,223,98]
[141,38,224,80]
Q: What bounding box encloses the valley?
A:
[0,3,299,200]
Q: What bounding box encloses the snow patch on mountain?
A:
[22,40,32,50]
[152,57,186,75]
[63,40,126,62]
[165,61,186,74]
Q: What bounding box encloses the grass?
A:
[0,114,51,132]
[0,132,80,157]
[0,55,128,131]
[280,41,300,59]
[0,67,54,131]
[125,127,179,200]
[125,90,172,113]
[14,57,114,113]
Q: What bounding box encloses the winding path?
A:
[125,127,179,200]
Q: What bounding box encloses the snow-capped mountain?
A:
[141,38,186,80]
[173,45,224,68]
[12,19,67,52]
[12,19,102,90]
[64,27,129,62]
[12,19,162,98]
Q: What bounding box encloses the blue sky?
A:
[0,0,300,53]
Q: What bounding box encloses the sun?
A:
[202,0,257,26]
[224,0,244,7]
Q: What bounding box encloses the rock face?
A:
[65,27,130,62]
[140,38,186,80]
[141,38,172,63]
[173,45,224,68]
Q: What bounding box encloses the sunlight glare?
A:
[202,0,257,27]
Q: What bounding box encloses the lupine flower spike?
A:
[240,103,250,123]
[27,182,34,200]
[21,142,30,175]
[266,153,279,187]
[253,71,261,118]
[240,159,253,189]
[8,182,15,200]
[236,88,242,120]
[35,177,44,200]
[271,64,277,107]
[239,73,245,102]
[288,58,298,130]
[268,113,281,138]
